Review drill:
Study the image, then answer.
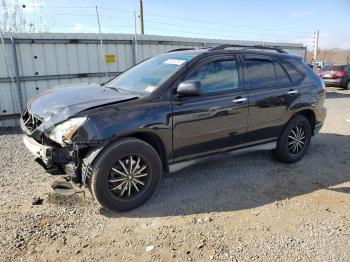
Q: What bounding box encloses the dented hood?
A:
[27,83,138,126]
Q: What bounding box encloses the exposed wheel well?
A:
[296,110,316,135]
[124,132,169,173]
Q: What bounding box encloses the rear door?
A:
[171,55,249,162]
[242,54,302,144]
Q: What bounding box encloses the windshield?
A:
[106,53,195,94]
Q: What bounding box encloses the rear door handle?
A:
[209,106,220,111]
[287,89,299,95]
[232,97,247,103]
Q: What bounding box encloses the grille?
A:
[22,108,43,132]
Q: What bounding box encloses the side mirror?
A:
[176,80,202,97]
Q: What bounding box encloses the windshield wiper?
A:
[105,86,144,96]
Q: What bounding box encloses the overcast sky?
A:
[14,0,350,49]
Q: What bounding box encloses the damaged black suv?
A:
[21,44,326,212]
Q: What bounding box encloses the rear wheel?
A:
[345,80,350,90]
[272,115,312,163]
[90,138,162,212]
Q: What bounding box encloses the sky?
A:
[7,0,350,49]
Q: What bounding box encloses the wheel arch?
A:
[296,109,316,135]
[124,132,169,173]
[288,109,316,135]
[83,130,170,181]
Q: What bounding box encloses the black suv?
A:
[320,64,350,89]
[21,44,326,211]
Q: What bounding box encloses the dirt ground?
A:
[0,87,349,262]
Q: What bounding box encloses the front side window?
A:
[185,59,239,93]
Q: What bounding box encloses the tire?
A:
[272,115,312,163]
[345,80,350,90]
[90,138,162,212]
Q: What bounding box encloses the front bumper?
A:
[23,134,73,173]
[23,134,89,192]
[23,135,52,165]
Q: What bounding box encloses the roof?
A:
[166,46,300,60]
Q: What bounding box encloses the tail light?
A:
[335,70,345,77]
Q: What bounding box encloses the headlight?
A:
[48,117,87,145]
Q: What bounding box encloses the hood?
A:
[27,83,138,127]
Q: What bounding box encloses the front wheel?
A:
[89,138,162,212]
[272,115,312,163]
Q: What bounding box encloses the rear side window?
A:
[245,59,277,86]
[275,63,290,83]
[282,63,304,82]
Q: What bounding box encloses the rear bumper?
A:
[314,105,326,135]
[324,78,342,86]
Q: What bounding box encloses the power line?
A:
[5,3,134,13]
[2,3,312,45]
[5,3,312,35]
[144,19,311,38]
[144,11,313,35]
[144,25,303,43]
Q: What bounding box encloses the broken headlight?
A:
[48,117,87,145]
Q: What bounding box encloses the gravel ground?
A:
[0,87,349,262]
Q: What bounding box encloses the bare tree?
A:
[307,49,350,65]
[0,0,52,33]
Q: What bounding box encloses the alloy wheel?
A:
[287,125,306,154]
[108,155,149,200]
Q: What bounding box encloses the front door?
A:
[171,55,249,162]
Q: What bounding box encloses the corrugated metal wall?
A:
[0,32,306,127]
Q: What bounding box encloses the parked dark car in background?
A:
[320,64,350,89]
[21,44,326,212]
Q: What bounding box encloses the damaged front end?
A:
[20,83,139,194]
[21,109,95,193]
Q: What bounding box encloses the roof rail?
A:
[167,48,195,53]
[209,44,287,54]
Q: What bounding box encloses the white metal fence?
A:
[0,32,306,127]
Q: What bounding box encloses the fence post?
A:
[132,35,138,65]
[303,46,307,63]
[10,37,23,112]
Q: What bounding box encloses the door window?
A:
[274,62,290,83]
[245,59,277,86]
[282,63,304,82]
[185,59,239,93]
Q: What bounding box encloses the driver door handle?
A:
[287,89,299,95]
[232,97,247,103]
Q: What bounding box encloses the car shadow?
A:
[326,90,350,99]
[327,187,350,194]
[100,132,350,218]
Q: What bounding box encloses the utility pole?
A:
[133,11,138,64]
[139,0,144,35]
[313,30,319,69]
[95,6,108,77]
